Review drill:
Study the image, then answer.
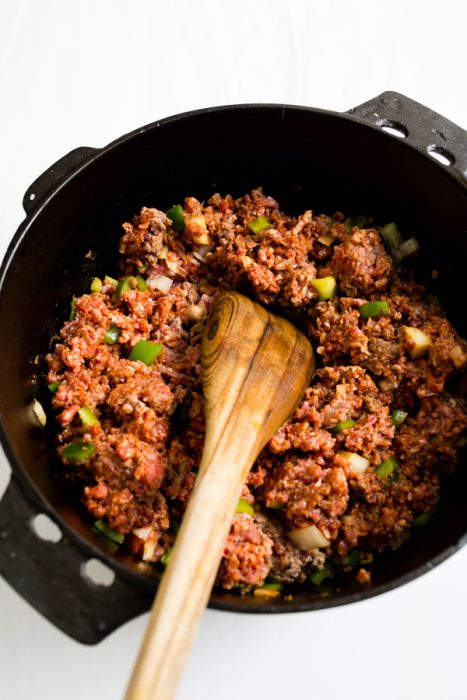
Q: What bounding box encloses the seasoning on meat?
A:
[46,188,467,593]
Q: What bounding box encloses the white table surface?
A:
[1,1,466,698]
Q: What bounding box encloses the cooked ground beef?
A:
[46,188,467,592]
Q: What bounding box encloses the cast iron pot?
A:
[0,92,466,645]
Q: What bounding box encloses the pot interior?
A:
[1,105,466,609]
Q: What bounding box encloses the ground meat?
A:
[254,511,325,583]
[322,228,393,297]
[216,513,274,590]
[263,456,349,539]
[46,189,467,592]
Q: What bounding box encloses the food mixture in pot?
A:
[45,188,467,594]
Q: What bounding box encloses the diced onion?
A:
[338,451,370,474]
[198,244,212,257]
[287,524,330,550]
[242,255,254,270]
[147,275,173,293]
[32,399,47,427]
[158,245,168,260]
[165,257,180,274]
[193,244,213,263]
[132,526,157,561]
[402,325,431,359]
[142,540,157,562]
[132,526,153,539]
[186,304,206,321]
[450,344,466,368]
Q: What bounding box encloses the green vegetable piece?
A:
[166,204,185,232]
[311,276,337,301]
[259,581,282,591]
[114,276,133,299]
[248,215,271,234]
[90,277,102,293]
[375,456,399,478]
[61,442,95,463]
[48,381,61,393]
[236,498,255,516]
[359,300,390,319]
[161,546,173,566]
[381,222,402,249]
[413,512,434,527]
[345,216,367,232]
[103,324,120,344]
[78,406,100,427]
[136,275,148,291]
[310,563,334,585]
[129,339,163,365]
[104,275,118,287]
[69,298,77,321]
[329,419,356,433]
[391,409,408,427]
[342,550,360,567]
[93,519,124,544]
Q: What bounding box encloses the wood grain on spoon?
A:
[124,290,315,700]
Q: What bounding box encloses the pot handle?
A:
[22,146,99,215]
[0,476,152,645]
[347,91,467,180]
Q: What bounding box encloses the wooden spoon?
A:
[124,290,314,700]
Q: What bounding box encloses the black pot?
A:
[0,92,466,645]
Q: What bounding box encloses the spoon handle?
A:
[124,292,313,700]
[124,444,254,700]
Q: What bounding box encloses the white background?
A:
[1,1,466,699]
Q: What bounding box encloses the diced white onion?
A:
[147,275,173,293]
[242,255,254,270]
[132,526,153,539]
[143,540,157,562]
[192,244,213,263]
[32,399,47,427]
[402,325,431,359]
[186,304,206,321]
[287,524,330,550]
[399,237,420,257]
[165,257,179,274]
[132,526,157,561]
[338,451,370,474]
[198,244,212,257]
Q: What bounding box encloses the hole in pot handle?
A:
[22,146,99,216]
[0,476,153,644]
[347,91,467,180]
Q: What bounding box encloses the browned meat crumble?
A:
[46,188,467,592]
